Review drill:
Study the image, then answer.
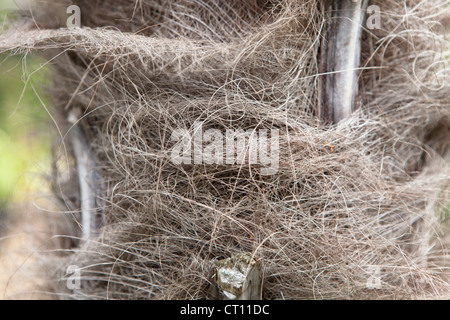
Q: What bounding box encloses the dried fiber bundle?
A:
[0,0,449,299]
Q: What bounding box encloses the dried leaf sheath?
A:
[319,0,369,123]
[68,108,103,240]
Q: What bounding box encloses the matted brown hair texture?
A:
[0,0,449,299]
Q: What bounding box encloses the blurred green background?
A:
[0,3,51,211]
[0,55,50,205]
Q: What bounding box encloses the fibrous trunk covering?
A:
[1,0,449,299]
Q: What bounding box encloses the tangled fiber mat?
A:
[0,0,449,299]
